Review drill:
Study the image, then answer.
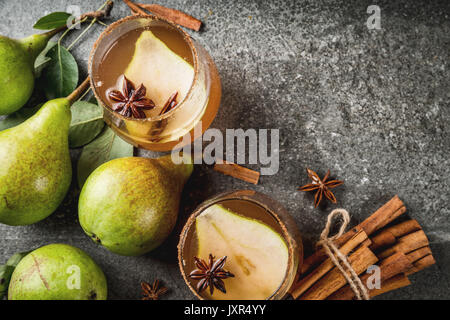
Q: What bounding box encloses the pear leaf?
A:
[33,12,71,30]
[77,127,134,188]
[42,44,79,100]
[0,104,43,131]
[0,251,30,299]
[34,41,57,78]
[69,101,105,148]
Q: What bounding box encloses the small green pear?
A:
[0,30,58,115]
[78,155,193,256]
[0,78,91,226]
[8,244,107,300]
[0,97,72,226]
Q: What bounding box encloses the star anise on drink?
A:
[141,279,168,300]
[298,168,344,208]
[107,75,155,118]
[159,91,178,115]
[189,254,234,295]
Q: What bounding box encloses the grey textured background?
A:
[1,0,449,300]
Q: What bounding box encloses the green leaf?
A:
[34,41,57,78]
[69,101,105,148]
[77,127,134,188]
[0,104,43,131]
[0,251,30,299]
[42,44,79,100]
[33,12,71,30]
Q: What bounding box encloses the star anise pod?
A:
[298,168,344,208]
[107,75,155,118]
[159,91,178,115]
[189,254,234,296]
[141,279,168,300]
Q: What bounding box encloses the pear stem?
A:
[67,77,91,104]
[41,25,68,39]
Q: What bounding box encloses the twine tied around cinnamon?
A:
[317,209,370,300]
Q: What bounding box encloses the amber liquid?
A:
[92,24,221,151]
[181,199,286,300]
[95,26,193,115]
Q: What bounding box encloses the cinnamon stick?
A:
[378,230,429,259]
[124,0,202,31]
[370,231,396,252]
[405,254,435,275]
[369,273,411,298]
[406,246,432,264]
[289,228,369,299]
[369,219,421,252]
[301,196,406,274]
[138,4,202,31]
[213,160,260,184]
[298,246,378,300]
[123,0,146,15]
[327,252,412,300]
[385,219,421,237]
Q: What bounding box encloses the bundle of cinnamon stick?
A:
[287,196,435,300]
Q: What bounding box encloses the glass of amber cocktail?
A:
[89,15,221,151]
[178,190,303,300]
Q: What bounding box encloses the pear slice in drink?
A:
[195,204,289,300]
[125,30,194,108]
[123,30,196,140]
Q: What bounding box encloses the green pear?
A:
[78,155,193,256]
[8,244,107,300]
[0,30,58,115]
[196,205,289,300]
[0,97,72,226]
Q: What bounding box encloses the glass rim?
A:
[177,190,301,300]
[88,14,199,122]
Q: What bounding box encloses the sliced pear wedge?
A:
[125,30,194,108]
[195,204,289,300]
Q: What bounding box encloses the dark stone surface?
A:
[0,0,449,300]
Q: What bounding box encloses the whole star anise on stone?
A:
[298,168,344,208]
[141,279,168,300]
[107,75,155,118]
[189,254,234,295]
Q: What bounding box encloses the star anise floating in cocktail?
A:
[298,168,344,207]
[107,75,155,118]
[189,254,234,295]
[159,91,178,115]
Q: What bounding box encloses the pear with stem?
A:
[79,155,193,256]
[0,78,90,226]
[0,28,65,115]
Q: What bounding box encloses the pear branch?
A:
[79,0,114,22]
[41,25,68,39]
[40,0,114,49]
